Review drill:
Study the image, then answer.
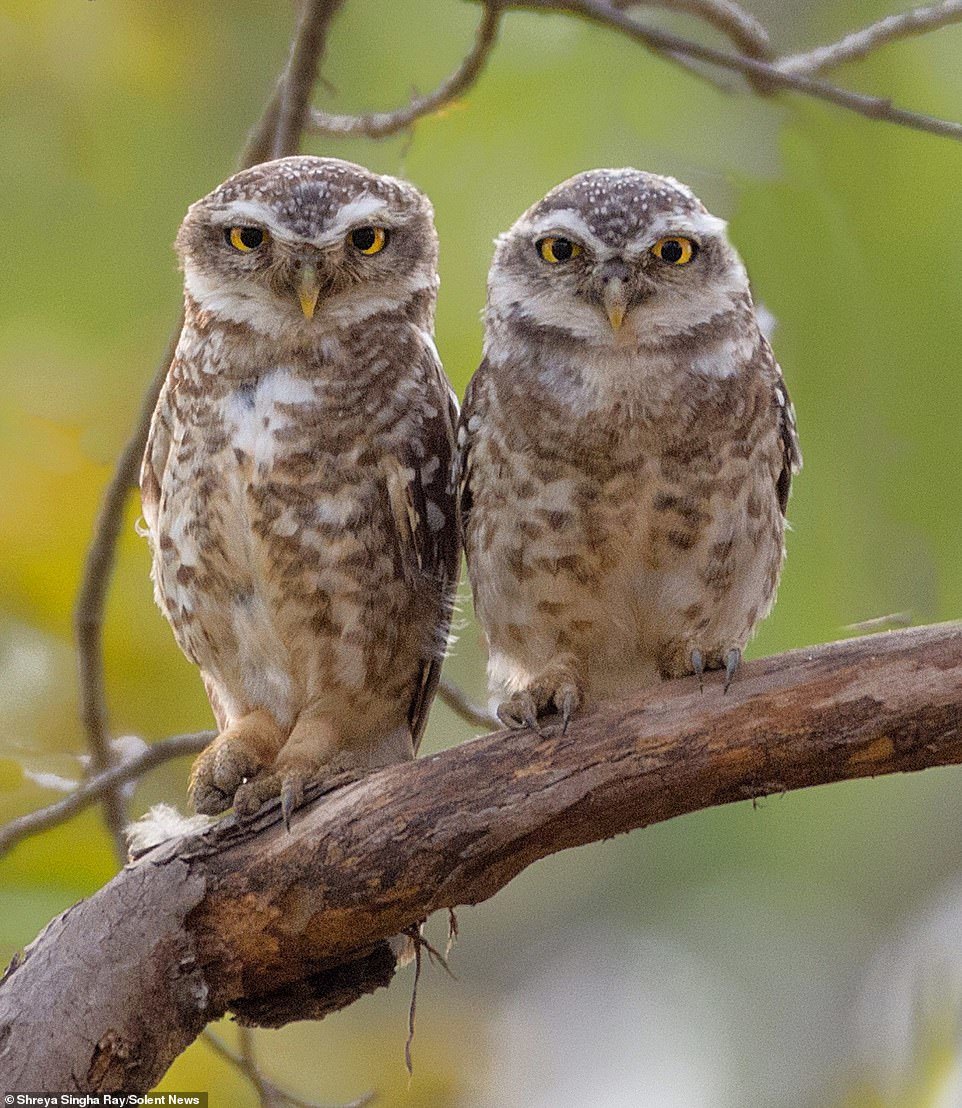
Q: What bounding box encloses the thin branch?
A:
[615,0,771,57]
[308,3,502,138]
[437,678,499,730]
[779,0,962,75]
[203,1028,374,1108]
[0,730,214,858]
[242,89,284,170]
[619,0,774,92]
[3,623,961,1092]
[72,320,182,863]
[273,0,347,157]
[484,0,962,142]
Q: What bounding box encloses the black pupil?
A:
[230,227,263,249]
[352,226,378,251]
[661,239,684,263]
[552,238,574,261]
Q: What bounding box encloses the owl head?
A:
[487,168,749,348]
[176,156,438,336]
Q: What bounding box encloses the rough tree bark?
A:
[1,622,960,1092]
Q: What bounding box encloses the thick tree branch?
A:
[3,623,960,1093]
[273,0,346,157]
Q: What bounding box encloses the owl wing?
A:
[774,370,802,516]
[453,361,485,557]
[385,338,461,753]
[139,374,175,547]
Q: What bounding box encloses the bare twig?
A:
[845,611,914,634]
[273,0,347,157]
[204,1028,374,1108]
[779,0,962,75]
[4,623,962,1092]
[309,3,502,138]
[0,730,214,858]
[621,0,774,91]
[482,0,962,141]
[404,932,421,1076]
[616,0,771,57]
[437,678,499,730]
[72,321,182,863]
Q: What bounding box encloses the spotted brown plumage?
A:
[141,156,459,820]
[457,168,801,729]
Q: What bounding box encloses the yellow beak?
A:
[297,266,321,320]
[603,278,627,331]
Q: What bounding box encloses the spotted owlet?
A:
[457,168,801,730]
[140,156,459,821]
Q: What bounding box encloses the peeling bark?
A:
[1,623,961,1092]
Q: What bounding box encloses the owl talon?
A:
[724,648,741,693]
[497,694,541,733]
[281,775,306,831]
[691,650,705,693]
[557,685,582,733]
[497,673,583,734]
[188,709,286,815]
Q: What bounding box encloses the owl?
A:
[140,156,460,822]
[457,168,801,730]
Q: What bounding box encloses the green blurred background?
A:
[1,0,961,1104]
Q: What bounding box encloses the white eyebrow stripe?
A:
[207,200,292,236]
[205,195,395,246]
[320,195,393,241]
[516,209,612,256]
[624,210,729,256]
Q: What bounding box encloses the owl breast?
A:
[152,364,433,740]
[467,368,786,701]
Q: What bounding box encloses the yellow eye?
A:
[227,226,268,252]
[538,237,583,264]
[651,237,696,265]
[351,226,388,255]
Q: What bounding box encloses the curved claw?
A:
[281,775,305,832]
[496,703,523,730]
[497,693,543,734]
[691,649,705,693]
[724,648,741,693]
[557,685,582,734]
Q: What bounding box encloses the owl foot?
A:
[724,648,741,693]
[188,709,286,816]
[497,669,584,734]
[234,713,345,828]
